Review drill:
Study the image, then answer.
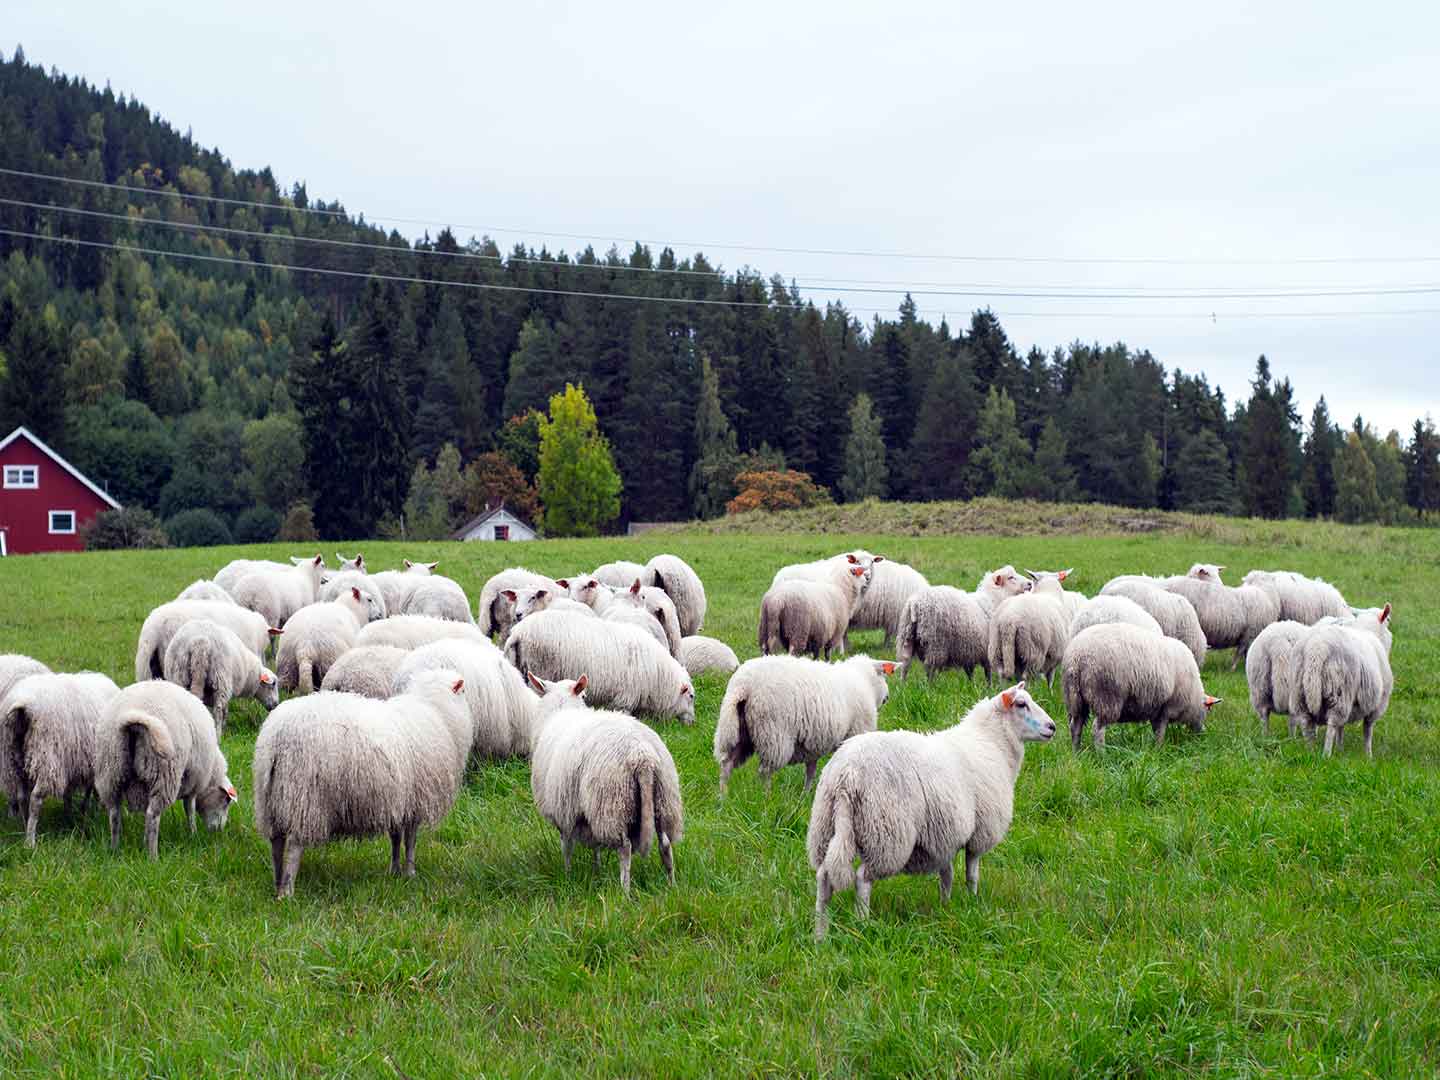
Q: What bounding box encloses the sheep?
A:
[320,645,410,699]
[1291,604,1394,757]
[403,575,473,623]
[335,552,366,574]
[973,565,1033,615]
[772,550,883,589]
[1162,574,1280,670]
[895,587,990,681]
[95,680,236,859]
[355,615,488,652]
[135,600,279,683]
[317,571,389,618]
[176,579,237,605]
[0,654,51,706]
[807,682,1056,939]
[1061,623,1220,750]
[504,585,597,627]
[593,560,648,588]
[679,635,739,677]
[1069,595,1164,639]
[0,672,120,845]
[1245,620,1312,737]
[229,554,327,626]
[215,556,320,595]
[1026,568,1088,621]
[277,585,385,694]
[715,654,895,796]
[597,580,681,658]
[987,572,1074,685]
[642,553,708,636]
[850,559,930,646]
[758,561,872,660]
[556,575,611,612]
[526,673,683,895]
[252,670,471,897]
[504,609,696,724]
[161,619,280,736]
[393,638,537,759]
[365,560,440,618]
[1242,569,1350,626]
[478,568,563,639]
[1096,579,1208,669]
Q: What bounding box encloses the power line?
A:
[4,165,1439,268]
[3,226,1436,322]
[7,200,1440,302]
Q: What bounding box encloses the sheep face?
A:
[671,681,696,725]
[526,672,589,714]
[1188,563,1226,583]
[257,668,280,711]
[403,560,438,575]
[997,683,1057,742]
[988,566,1032,598]
[198,781,238,830]
[507,588,555,623]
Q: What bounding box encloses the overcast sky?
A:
[11,2,1439,435]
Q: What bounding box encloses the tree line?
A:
[0,48,1436,544]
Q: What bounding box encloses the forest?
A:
[1,47,1437,543]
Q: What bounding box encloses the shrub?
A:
[165,508,233,548]
[279,501,319,542]
[726,470,829,514]
[81,507,170,550]
[234,506,281,543]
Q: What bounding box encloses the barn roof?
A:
[451,502,535,540]
[0,426,122,509]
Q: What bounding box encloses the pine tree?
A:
[537,383,621,537]
[970,387,1032,498]
[122,341,151,407]
[1028,418,1077,501]
[1172,429,1235,514]
[1406,417,1440,512]
[689,355,741,518]
[907,348,980,501]
[343,280,414,534]
[1301,397,1338,517]
[1334,431,1380,523]
[288,315,352,538]
[1242,356,1296,518]
[840,393,888,502]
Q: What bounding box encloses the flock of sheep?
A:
[0,545,1394,939]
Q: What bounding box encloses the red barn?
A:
[0,426,120,556]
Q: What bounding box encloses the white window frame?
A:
[48,510,76,535]
[4,465,38,489]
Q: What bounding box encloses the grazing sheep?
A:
[1291,604,1394,757]
[598,581,681,658]
[556,575,611,612]
[136,601,279,683]
[393,638,537,759]
[1245,620,1311,736]
[1062,623,1220,750]
[895,586,990,681]
[95,680,235,859]
[715,654,895,795]
[987,572,1073,685]
[277,586,384,694]
[356,615,488,652]
[1097,579,1208,669]
[758,562,872,660]
[253,670,471,897]
[478,568,562,639]
[679,635,739,677]
[0,672,121,845]
[162,619,280,736]
[364,561,439,618]
[643,553,708,636]
[317,571,389,618]
[320,645,410,699]
[1163,574,1280,670]
[527,674,683,895]
[1242,570,1350,625]
[593,560,648,588]
[504,586,596,627]
[403,575,473,623]
[0,654,51,706]
[1069,595,1164,639]
[215,556,321,595]
[849,559,930,647]
[230,554,327,627]
[807,682,1056,939]
[177,580,237,605]
[504,610,696,724]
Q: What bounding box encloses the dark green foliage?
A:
[689,356,741,519]
[1335,431,1379,523]
[1242,357,1299,519]
[80,506,168,549]
[278,501,318,542]
[233,506,281,543]
[0,300,67,443]
[907,348,980,501]
[840,393,887,502]
[1406,417,1440,511]
[64,397,174,509]
[970,387,1033,498]
[497,411,543,486]
[165,507,232,548]
[1173,429,1236,514]
[1302,397,1339,518]
[1027,418,1078,502]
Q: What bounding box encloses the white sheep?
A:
[317,570,389,618]
[136,600,279,683]
[478,568,562,639]
[1245,619,1312,737]
[162,619,280,735]
[252,670,471,897]
[504,609,696,724]
[215,555,320,595]
[895,586,990,681]
[714,654,895,795]
[679,635,739,677]
[1061,623,1220,749]
[176,579,237,605]
[1163,571,1279,670]
[1291,604,1393,757]
[95,680,236,859]
[758,561,871,659]
[277,586,385,694]
[1069,595,1164,639]
[807,682,1056,939]
[0,672,120,846]
[229,554,327,627]
[1242,569,1350,625]
[526,673,683,895]
[365,560,440,617]
[974,565,1033,614]
[848,558,930,647]
[320,645,410,699]
[987,572,1074,685]
[356,615,488,652]
[596,580,681,658]
[393,638,537,759]
[403,575,473,623]
[504,585,597,627]
[1096,579,1208,669]
[0,654,51,706]
[642,553,708,636]
[592,560,648,588]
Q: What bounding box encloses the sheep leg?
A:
[659,831,675,885]
[403,826,418,877]
[212,700,226,739]
[25,789,43,848]
[561,835,574,872]
[592,847,601,874]
[144,795,167,860]
[1152,719,1169,747]
[1092,722,1107,750]
[717,760,733,799]
[804,761,818,793]
[814,871,833,941]
[854,863,872,919]
[271,836,287,895]
[1070,716,1085,752]
[1363,718,1376,759]
[389,831,404,875]
[965,850,981,895]
[108,802,123,850]
[184,796,197,834]
[62,791,74,818]
[760,766,774,796]
[1323,723,1340,757]
[938,864,953,903]
[619,840,633,897]
[1257,706,1269,738]
[279,842,303,899]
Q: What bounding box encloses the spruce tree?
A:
[1029,418,1077,501]
[689,355,741,518]
[1242,356,1295,518]
[1301,397,1338,517]
[0,302,66,442]
[907,348,980,501]
[1172,429,1235,514]
[840,393,888,502]
[970,387,1032,498]
[1406,417,1440,511]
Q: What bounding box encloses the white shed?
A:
[452,504,538,542]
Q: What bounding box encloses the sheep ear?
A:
[555,578,570,589]
[1380,603,1392,623]
[268,626,284,637]
[1059,568,1074,581]
[871,555,885,563]
[587,579,598,589]
[1203,695,1221,710]
[993,573,1005,587]
[630,580,642,595]
[534,589,548,601]
[404,559,414,569]
[573,674,589,695]
[451,678,465,695]
[224,784,238,802]
[845,554,859,564]
[259,670,274,686]
[878,661,896,676]
[501,589,517,602]
[425,562,438,572]
[313,554,324,567]
[1000,687,1017,710]
[526,671,547,695]
[351,586,361,601]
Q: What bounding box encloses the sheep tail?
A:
[714,686,743,761]
[298,652,316,696]
[1300,638,1326,717]
[1,702,30,791]
[634,759,657,857]
[895,607,918,673]
[1002,626,1018,681]
[757,602,772,655]
[820,790,857,893]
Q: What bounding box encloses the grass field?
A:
[1,517,1438,1077]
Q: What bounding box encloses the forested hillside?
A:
[1,48,1436,541]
